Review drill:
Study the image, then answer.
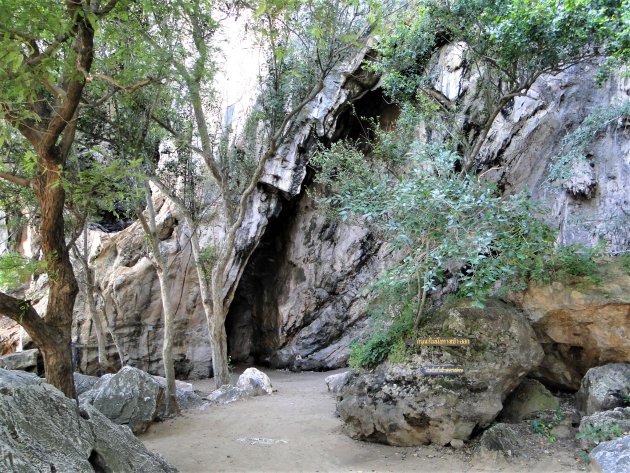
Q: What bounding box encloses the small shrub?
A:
[549,243,603,285]
[576,423,624,447]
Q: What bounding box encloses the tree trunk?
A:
[33,152,79,399]
[86,272,109,372]
[209,319,230,388]
[155,269,179,416]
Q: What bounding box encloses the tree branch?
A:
[0,292,48,344]
[0,171,31,188]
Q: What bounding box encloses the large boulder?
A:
[477,423,524,461]
[0,349,40,373]
[576,364,630,415]
[578,408,630,451]
[236,368,273,396]
[336,300,544,446]
[499,378,559,422]
[590,435,630,473]
[80,366,164,434]
[0,368,176,472]
[513,265,630,390]
[325,371,352,394]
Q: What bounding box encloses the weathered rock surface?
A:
[578,407,630,451]
[80,366,164,434]
[236,367,273,396]
[478,60,630,254]
[0,349,39,373]
[477,424,523,460]
[590,435,630,473]
[207,385,248,404]
[0,368,176,472]
[577,364,630,415]
[325,371,352,394]
[499,378,559,422]
[74,372,105,396]
[513,265,630,390]
[336,300,544,446]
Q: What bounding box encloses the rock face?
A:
[578,408,630,451]
[499,378,559,422]
[1,43,627,385]
[0,368,176,473]
[576,364,630,415]
[512,264,630,390]
[80,366,165,434]
[590,435,630,473]
[336,300,544,446]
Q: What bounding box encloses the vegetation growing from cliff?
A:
[372,0,628,171]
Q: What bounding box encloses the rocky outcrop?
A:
[512,264,630,390]
[0,368,176,472]
[499,378,559,422]
[476,60,630,254]
[590,435,630,473]
[576,364,630,415]
[336,300,544,446]
[80,366,165,434]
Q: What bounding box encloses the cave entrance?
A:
[225,191,301,366]
[225,86,397,368]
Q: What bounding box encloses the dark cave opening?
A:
[225,189,303,366]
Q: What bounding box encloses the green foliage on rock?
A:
[576,423,625,448]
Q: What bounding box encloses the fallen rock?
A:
[578,408,630,451]
[478,423,523,460]
[153,375,207,411]
[236,367,273,396]
[0,368,176,472]
[0,349,40,373]
[576,364,630,415]
[590,435,630,473]
[207,385,248,404]
[450,439,465,449]
[500,378,559,422]
[81,366,164,434]
[512,266,630,390]
[325,371,351,394]
[337,300,544,446]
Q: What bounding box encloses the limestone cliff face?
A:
[2,43,628,380]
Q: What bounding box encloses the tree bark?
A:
[136,186,179,415]
[155,268,179,416]
[33,151,79,399]
[208,317,230,388]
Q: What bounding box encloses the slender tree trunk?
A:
[208,317,230,388]
[86,271,109,371]
[136,185,179,415]
[155,269,179,415]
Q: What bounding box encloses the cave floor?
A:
[140,367,585,473]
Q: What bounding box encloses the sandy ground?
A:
[140,368,587,473]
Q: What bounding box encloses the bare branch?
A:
[0,171,31,188]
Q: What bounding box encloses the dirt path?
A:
[140,368,586,473]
